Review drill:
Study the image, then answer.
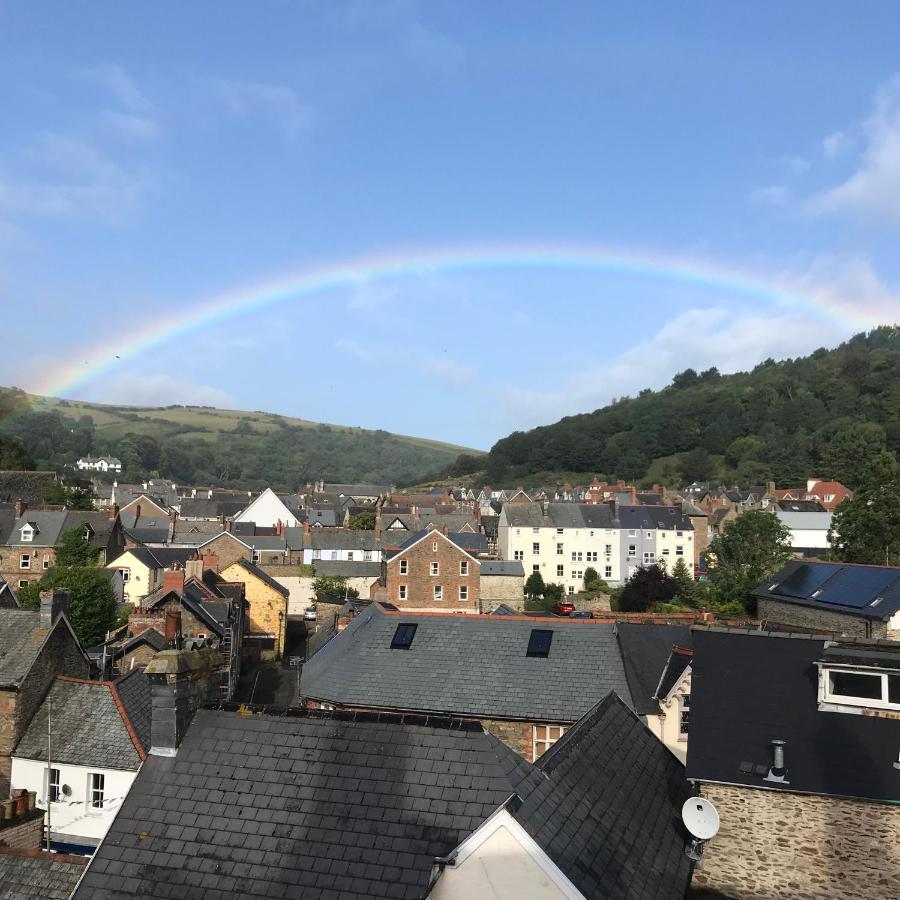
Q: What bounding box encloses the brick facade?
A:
[0,547,55,590]
[384,532,480,611]
[199,533,253,570]
[693,783,900,899]
[0,811,44,849]
[757,597,896,640]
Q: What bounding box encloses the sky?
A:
[1,2,899,451]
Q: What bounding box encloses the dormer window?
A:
[20,524,34,542]
[820,666,900,712]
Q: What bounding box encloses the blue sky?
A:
[1,2,899,450]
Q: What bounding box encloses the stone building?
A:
[478,560,525,611]
[687,627,900,899]
[0,592,91,796]
[754,560,900,640]
[220,559,289,660]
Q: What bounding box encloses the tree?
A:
[583,567,599,586]
[55,526,102,567]
[829,451,900,565]
[42,483,94,510]
[18,568,117,646]
[619,563,679,612]
[670,558,696,606]
[311,575,359,600]
[348,511,376,530]
[705,512,793,611]
[543,582,565,602]
[822,422,886,489]
[0,434,32,469]
[679,447,713,483]
[525,570,545,599]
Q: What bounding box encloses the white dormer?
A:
[20,523,36,542]
[816,654,900,715]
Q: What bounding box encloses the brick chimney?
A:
[164,607,182,647]
[39,589,70,629]
[162,564,184,594]
[14,499,25,519]
[224,519,233,533]
[201,551,219,573]
[109,502,120,521]
[303,520,310,535]
[629,486,638,505]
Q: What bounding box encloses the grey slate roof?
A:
[0,849,87,900]
[615,623,693,716]
[301,604,635,721]
[480,560,525,576]
[114,668,152,752]
[513,693,693,899]
[502,502,618,530]
[62,510,119,548]
[311,559,382,578]
[3,510,68,547]
[617,505,694,531]
[306,530,382,551]
[73,708,529,900]
[14,675,146,770]
[0,610,51,687]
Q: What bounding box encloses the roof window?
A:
[526,629,553,658]
[821,666,900,712]
[390,623,418,650]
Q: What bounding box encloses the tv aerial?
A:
[682,796,720,864]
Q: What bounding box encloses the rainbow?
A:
[33,241,887,399]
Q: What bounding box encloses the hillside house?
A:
[76,456,122,473]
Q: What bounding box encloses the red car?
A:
[552,601,576,616]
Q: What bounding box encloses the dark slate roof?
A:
[306,530,382,551]
[312,559,382,578]
[3,510,68,547]
[480,560,525,576]
[301,604,634,721]
[14,676,146,770]
[0,610,51,687]
[0,575,19,609]
[0,849,87,900]
[62,510,118,548]
[617,505,694,531]
[114,669,152,752]
[655,646,693,700]
[615,623,693,716]
[0,470,58,505]
[178,497,245,519]
[754,560,900,621]
[686,629,900,803]
[514,693,693,899]
[386,530,487,558]
[112,546,197,569]
[502,502,617,529]
[73,708,528,900]
[225,558,289,597]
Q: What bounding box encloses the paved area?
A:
[234,661,299,707]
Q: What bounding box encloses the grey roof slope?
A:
[14,676,146,770]
[306,530,382,551]
[73,708,529,900]
[617,505,694,531]
[754,560,900,621]
[3,510,68,547]
[62,510,118,548]
[312,559,381,578]
[0,610,52,687]
[301,604,634,721]
[114,668,152,752]
[615,623,693,716]
[0,849,87,900]
[514,693,693,899]
[502,502,618,529]
[480,560,525,576]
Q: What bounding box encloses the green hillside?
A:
[0,389,481,489]
[475,326,900,489]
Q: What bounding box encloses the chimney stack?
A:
[164,608,183,647]
[14,498,25,519]
[629,486,638,505]
[109,502,120,521]
[162,564,185,594]
[201,551,219,573]
[39,589,70,629]
[184,556,203,582]
[224,519,233,533]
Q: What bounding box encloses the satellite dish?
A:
[681,797,720,841]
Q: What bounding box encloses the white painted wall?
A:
[645,669,691,764]
[10,757,139,846]
[786,528,832,550]
[275,574,379,615]
[234,488,300,527]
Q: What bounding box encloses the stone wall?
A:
[693,783,900,899]
[756,598,886,639]
[0,811,43,849]
[479,575,524,608]
[384,535,480,610]
[0,547,54,589]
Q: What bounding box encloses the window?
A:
[514,550,524,561]
[432,542,438,552]
[567,585,575,594]
[643,551,655,563]
[570,551,582,562]
[571,570,583,581]
[42,555,50,570]
[646,531,653,539]
[330,550,338,560]
[347,552,354,561]
[251,550,261,564]
[18,580,27,589]
[82,528,91,543]
[824,668,900,711]
[459,561,468,576]
[459,585,468,602]
[628,545,636,558]
[557,543,564,555]
[533,564,540,572]
[605,544,612,555]
[628,530,636,537]
[20,526,33,542]
[557,565,564,577]
[586,551,597,562]
[434,585,443,601]
[526,629,553,658]
[676,530,684,537]
[430,562,440,576]
[120,568,131,582]
[19,554,29,570]
[533,527,540,534]
[90,772,105,808]
[398,585,407,600]
[390,623,417,649]
[824,494,835,503]
[532,542,540,555]
[363,550,373,561]
[399,559,408,575]
[662,548,670,556]
[676,545,684,556]
[532,724,566,760]
[312,549,321,560]
[556,528,564,535]
[47,767,60,803]
[605,565,613,578]
[679,695,690,738]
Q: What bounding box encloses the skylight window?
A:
[526,629,553,658]
[390,623,418,650]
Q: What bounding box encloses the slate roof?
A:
[14,674,148,770]
[62,510,118,548]
[655,646,693,700]
[301,604,634,721]
[0,849,87,900]
[0,575,19,609]
[617,505,694,531]
[0,610,52,687]
[178,498,245,519]
[305,508,340,527]
[686,628,900,803]
[324,482,390,496]
[225,558,289,597]
[480,560,525,576]
[0,470,58,505]
[311,559,382,578]
[615,623,693,716]
[502,502,628,530]
[170,520,224,544]
[306,530,382,551]
[115,668,152,752]
[384,530,488,558]
[73,708,530,900]
[754,560,900,621]
[2,510,68,547]
[513,693,693,899]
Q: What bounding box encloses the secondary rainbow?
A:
[34,241,880,399]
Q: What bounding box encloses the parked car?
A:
[569,610,592,618]
[303,606,318,621]
[552,601,576,616]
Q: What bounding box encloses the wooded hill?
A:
[474,326,900,489]
[0,390,480,490]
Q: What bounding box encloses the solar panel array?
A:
[777,563,836,599]
[817,567,900,609]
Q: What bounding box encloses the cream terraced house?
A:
[498,503,623,591]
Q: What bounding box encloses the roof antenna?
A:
[682,796,720,865]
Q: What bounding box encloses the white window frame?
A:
[434,585,442,602]
[556,528,564,535]
[347,551,354,561]
[567,585,575,594]
[459,585,468,602]
[822,667,900,712]
[676,530,684,537]
[514,550,524,561]
[20,526,33,543]
[586,551,597,562]
[19,554,30,570]
[678,694,690,740]
[251,549,261,564]
[605,544,612,556]
[89,772,105,809]
[399,559,408,575]
[430,561,440,576]
[398,585,407,600]
[643,551,655,563]
[532,542,540,555]
[557,565,564,577]
[646,531,653,539]
[120,568,131,582]
[46,767,60,804]
[557,543,564,555]
[628,545,636,558]
[432,542,438,553]
[604,565,613,578]
[676,545,684,556]
[363,550,373,561]
[459,561,468,576]
[532,724,567,761]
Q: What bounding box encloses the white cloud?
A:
[809,75,900,222]
[822,130,851,159]
[89,374,237,408]
[749,184,789,207]
[423,356,477,388]
[212,80,311,140]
